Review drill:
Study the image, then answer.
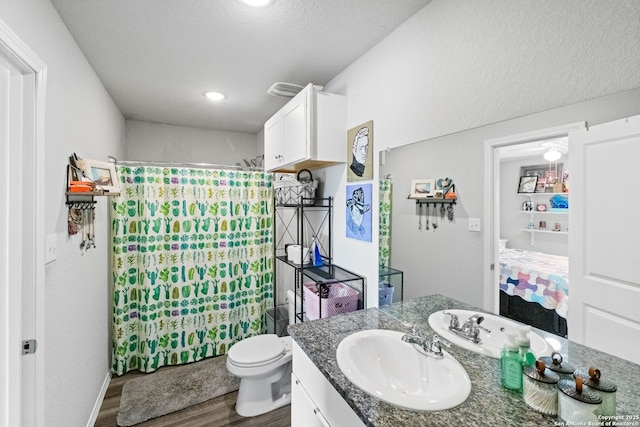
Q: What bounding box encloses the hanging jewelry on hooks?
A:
[425,202,429,231]
[432,204,438,230]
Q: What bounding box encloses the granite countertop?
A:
[287,294,640,427]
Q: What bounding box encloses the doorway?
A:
[483,123,584,337]
[0,20,47,427]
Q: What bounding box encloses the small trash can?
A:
[378,281,394,307]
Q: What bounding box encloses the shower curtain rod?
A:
[108,156,252,171]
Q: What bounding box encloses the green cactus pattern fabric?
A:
[110,166,274,375]
[379,179,392,268]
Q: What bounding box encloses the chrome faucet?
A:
[444,312,491,344]
[401,325,451,359]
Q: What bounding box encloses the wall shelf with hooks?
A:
[408,198,457,205]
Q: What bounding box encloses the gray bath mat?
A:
[116,354,240,426]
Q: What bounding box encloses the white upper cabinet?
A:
[264,83,346,173]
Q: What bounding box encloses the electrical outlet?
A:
[468,218,481,232]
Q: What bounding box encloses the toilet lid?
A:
[228,334,285,367]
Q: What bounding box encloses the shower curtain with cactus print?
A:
[110,166,273,375]
[379,178,392,267]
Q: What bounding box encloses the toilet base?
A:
[235,363,292,417]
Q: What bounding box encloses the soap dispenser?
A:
[516,326,536,367]
[501,333,523,392]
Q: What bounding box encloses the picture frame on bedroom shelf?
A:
[520,163,564,193]
[518,175,538,193]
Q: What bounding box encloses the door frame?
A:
[0,19,47,427]
[483,122,584,314]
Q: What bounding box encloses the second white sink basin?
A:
[336,329,471,411]
[428,309,552,359]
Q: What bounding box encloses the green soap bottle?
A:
[501,334,523,392]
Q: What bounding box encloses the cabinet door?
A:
[292,343,365,427]
[291,373,330,427]
[264,115,283,171]
[280,88,309,167]
[264,85,310,172]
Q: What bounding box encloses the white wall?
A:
[126,120,260,167]
[0,1,125,426]
[321,0,640,308]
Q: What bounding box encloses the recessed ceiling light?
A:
[205,91,225,101]
[238,0,274,7]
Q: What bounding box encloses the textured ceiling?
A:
[49,0,431,134]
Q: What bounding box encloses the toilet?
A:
[225,290,298,417]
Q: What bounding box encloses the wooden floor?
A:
[94,370,291,427]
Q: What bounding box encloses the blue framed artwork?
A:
[346,183,372,242]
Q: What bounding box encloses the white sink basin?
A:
[428,309,552,359]
[336,329,471,411]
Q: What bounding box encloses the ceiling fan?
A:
[537,139,568,161]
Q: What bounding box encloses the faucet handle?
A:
[401,322,420,335]
[443,311,459,329]
[430,334,451,357]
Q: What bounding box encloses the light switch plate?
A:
[468,218,481,232]
[45,234,57,264]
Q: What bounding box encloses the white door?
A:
[0,20,47,427]
[568,116,640,364]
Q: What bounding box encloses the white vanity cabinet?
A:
[264,83,346,173]
[291,342,364,427]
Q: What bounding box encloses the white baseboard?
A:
[86,370,111,427]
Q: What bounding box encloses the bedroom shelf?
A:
[519,210,568,215]
[520,229,568,235]
[519,192,569,245]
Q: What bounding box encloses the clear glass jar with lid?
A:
[539,351,575,380]
[522,360,560,415]
[558,377,602,424]
[573,367,617,417]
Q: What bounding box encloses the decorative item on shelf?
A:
[437,177,452,193]
[274,169,318,205]
[68,180,94,193]
[409,178,435,199]
[433,190,444,199]
[444,183,457,200]
[521,163,564,193]
[539,221,546,230]
[518,176,538,193]
[77,157,120,194]
[550,194,569,211]
[522,201,533,211]
[536,204,547,212]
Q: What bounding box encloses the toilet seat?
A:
[228,334,286,368]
